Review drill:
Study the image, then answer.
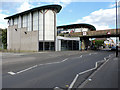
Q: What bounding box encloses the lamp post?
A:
[116,0,118,57]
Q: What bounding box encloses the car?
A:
[111,46,116,51]
[61,31,70,34]
[111,46,120,51]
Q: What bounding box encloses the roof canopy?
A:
[57,23,96,31]
[4,4,62,19]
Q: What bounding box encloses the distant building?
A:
[57,23,96,34]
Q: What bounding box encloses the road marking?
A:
[68,74,79,89]
[54,87,63,90]
[68,54,112,90]
[16,65,38,74]
[80,55,82,58]
[61,58,68,62]
[88,78,92,81]
[89,53,92,55]
[104,57,106,60]
[89,53,97,56]
[8,58,68,75]
[8,72,16,75]
[79,55,113,88]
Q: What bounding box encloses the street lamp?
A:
[116,0,118,57]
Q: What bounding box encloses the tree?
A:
[2,29,7,49]
[92,40,104,49]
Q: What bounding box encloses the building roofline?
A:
[57,23,96,30]
[4,4,62,19]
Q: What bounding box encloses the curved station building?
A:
[5,5,62,51]
[57,23,96,34]
[5,4,96,52]
[56,24,96,51]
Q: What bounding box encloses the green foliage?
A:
[58,33,64,37]
[2,29,7,49]
[92,40,104,49]
[94,40,104,47]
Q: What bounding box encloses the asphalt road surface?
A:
[2,51,118,89]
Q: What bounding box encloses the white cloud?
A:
[109,4,116,8]
[0,11,8,29]
[71,8,116,30]
[0,9,2,13]
[16,1,34,13]
[49,0,72,8]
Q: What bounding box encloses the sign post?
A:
[116,0,118,57]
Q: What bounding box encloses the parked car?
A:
[111,46,120,51]
[111,46,116,51]
[61,31,70,34]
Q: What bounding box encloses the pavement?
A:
[1,51,118,89]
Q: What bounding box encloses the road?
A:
[2,51,118,89]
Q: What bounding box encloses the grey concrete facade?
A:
[7,25,38,51]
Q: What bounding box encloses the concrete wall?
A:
[7,25,38,51]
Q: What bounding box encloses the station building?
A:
[5,4,96,52]
[56,24,96,51]
[5,5,62,51]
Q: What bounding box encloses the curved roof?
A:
[57,23,96,31]
[4,4,62,19]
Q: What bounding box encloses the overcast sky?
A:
[0,0,120,30]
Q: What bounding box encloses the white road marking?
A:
[16,65,38,74]
[104,57,106,60]
[78,68,95,75]
[78,55,113,88]
[68,54,112,90]
[89,53,97,56]
[68,74,79,90]
[88,78,92,81]
[80,55,83,58]
[8,58,68,75]
[89,53,92,55]
[8,72,16,75]
[61,58,68,62]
